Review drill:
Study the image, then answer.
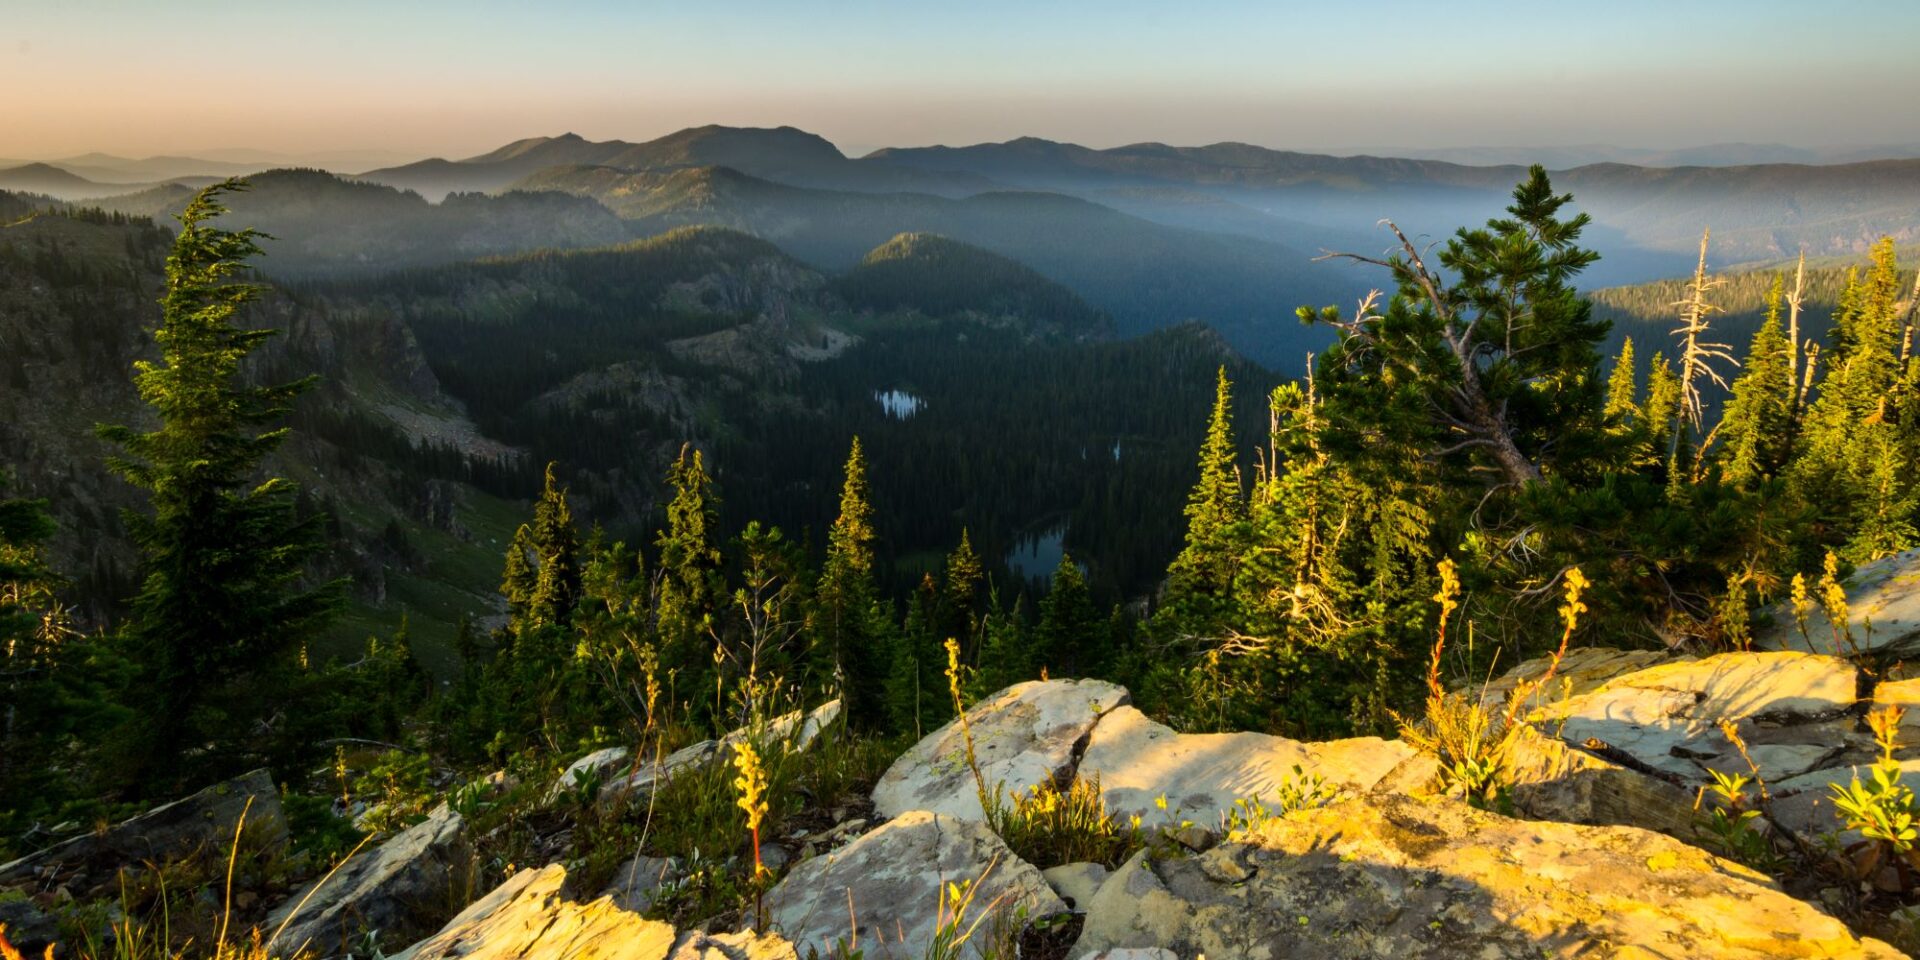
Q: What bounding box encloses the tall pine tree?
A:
[811,437,891,729]
[98,180,341,786]
[655,445,722,678]
[1719,277,1797,487]
[527,462,582,628]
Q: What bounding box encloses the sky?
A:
[5,0,1918,165]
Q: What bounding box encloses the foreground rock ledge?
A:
[391,863,797,960]
[764,809,1066,960]
[873,678,1128,821]
[1073,793,1903,960]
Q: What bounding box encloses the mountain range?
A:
[9,123,1920,368]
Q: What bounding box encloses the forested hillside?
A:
[3,164,1917,960]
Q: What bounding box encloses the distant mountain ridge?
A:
[360,126,992,200]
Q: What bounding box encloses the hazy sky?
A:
[6,0,1918,164]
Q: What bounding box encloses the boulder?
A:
[549,746,633,802]
[669,929,799,960]
[389,863,675,960]
[0,769,286,889]
[721,699,843,755]
[1072,793,1902,959]
[552,700,844,804]
[268,803,472,957]
[600,853,681,915]
[1042,861,1109,911]
[1077,705,1417,828]
[763,809,1067,960]
[0,896,59,955]
[1533,651,1857,782]
[1756,548,1920,658]
[1501,724,1700,839]
[1771,759,1920,837]
[1472,646,1674,712]
[873,679,1128,821]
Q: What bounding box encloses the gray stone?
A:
[1472,646,1676,712]
[1502,724,1701,840]
[763,809,1067,960]
[0,769,286,889]
[873,679,1128,821]
[1072,793,1901,959]
[267,803,472,958]
[1041,861,1109,910]
[1077,705,1417,829]
[1536,650,1857,781]
[390,863,679,960]
[1757,547,1920,658]
[600,853,681,915]
[554,700,844,806]
[0,895,59,955]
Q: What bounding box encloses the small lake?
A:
[1005,524,1067,581]
[874,389,924,420]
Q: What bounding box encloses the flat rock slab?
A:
[268,803,472,957]
[1077,706,1416,828]
[391,862,799,960]
[763,809,1066,960]
[1539,651,1857,782]
[1757,548,1920,658]
[1072,793,1902,959]
[1503,724,1701,840]
[391,863,674,959]
[1475,646,1675,712]
[873,679,1128,821]
[0,768,286,889]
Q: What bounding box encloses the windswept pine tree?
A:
[97,180,342,787]
[1301,166,1610,491]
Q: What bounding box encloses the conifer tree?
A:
[500,523,536,632]
[1793,239,1916,559]
[1165,366,1246,607]
[656,445,722,675]
[1719,278,1796,487]
[812,437,891,729]
[1300,166,1610,490]
[97,180,342,785]
[942,528,985,644]
[1603,336,1640,430]
[1036,553,1100,678]
[885,575,945,737]
[527,462,582,627]
[1641,352,1681,471]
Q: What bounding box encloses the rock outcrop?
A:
[763,810,1067,959]
[268,803,473,957]
[0,768,285,890]
[1478,649,1883,840]
[1757,548,1920,659]
[549,700,843,804]
[1078,705,1419,827]
[1073,793,1902,959]
[873,680,1127,821]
